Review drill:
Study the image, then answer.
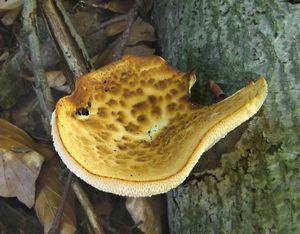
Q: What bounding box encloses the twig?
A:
[22,0,55,135]
[208,80,225,100]
[89,14,128,36]
[100,14,128,29]
[40,1,102,231]
[41,0,93,84]
[49,175,105,234]
[48,171,73,234]
[22,1,102,233]
[112,1,140,61]
[71,180,105,234]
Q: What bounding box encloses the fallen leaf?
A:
[35,145,77,233]
[10,94,41,137]
[0,49,25,110]
[104,20,127,38]
[94,18,156,67]
[0,118,37,149]
[46,71,67,88]
[71,10,106,56]
[0,119,44,208]
[105,17,156,45]
[92,39,117,67]
[25,71,71,93]
[0,0,22,10]
[105,0,135,13]
[124,44,155,56]
[127,18,156,45]
[126,197,162,234]
[93,42,155,67]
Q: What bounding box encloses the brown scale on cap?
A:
[52,55,268,197]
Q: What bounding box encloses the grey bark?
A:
[152,1,300,233]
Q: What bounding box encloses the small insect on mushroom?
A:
[51,55,267,197]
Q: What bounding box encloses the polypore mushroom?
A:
[51,55,267,197]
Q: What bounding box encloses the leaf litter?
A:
[0,0,168,233]
[0,119,44,208]
[35,145,76,233]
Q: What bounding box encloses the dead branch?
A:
[48,172,73,234]
[39,1,103,232]
[22,0,55,135]
[112,1,140,61]
[72,180,105,234]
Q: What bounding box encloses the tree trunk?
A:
[152,1,300,233]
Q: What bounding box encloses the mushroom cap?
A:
[51,55,267,197]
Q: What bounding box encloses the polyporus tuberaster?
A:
[51,55,267,197]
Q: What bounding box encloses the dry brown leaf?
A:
[104,20,127,37]
[124,44,155,56]
[126,197,162,234]
[25,71,71,93]
[0,119,44,208]
[71,10,106,56]
[105,17,156,45]
[35,145,76,233]
[44,71,71,93]
[10,92,48,138]
[105,0,135,13]
[127,18,156,45]
[0,0,22,10]
[0,118,38,149]
[94,18,156,68]
[93,42,155,67]
[92,39,117,67]
[10,94,41,137]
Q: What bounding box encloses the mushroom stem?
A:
[71,180,105,234]
[48,171,73,234]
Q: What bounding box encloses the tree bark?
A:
[152,1,300,233]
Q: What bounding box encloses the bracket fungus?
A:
[51,55,267,197]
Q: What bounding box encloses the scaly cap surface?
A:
[52,55,267,196]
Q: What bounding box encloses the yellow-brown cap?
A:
[51,55,267,196]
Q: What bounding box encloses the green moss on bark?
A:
[153,0,300,233]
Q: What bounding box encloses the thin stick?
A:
[88,14,128,36]
[22,0,54,135]
[99,14,128,29]
[208,80,225,100]
[48,171,73,234]
[41,0,93,84]
[50,176,105,234]
[71,180,105,234]
[112,1,139,61]
[22,1,103,233]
